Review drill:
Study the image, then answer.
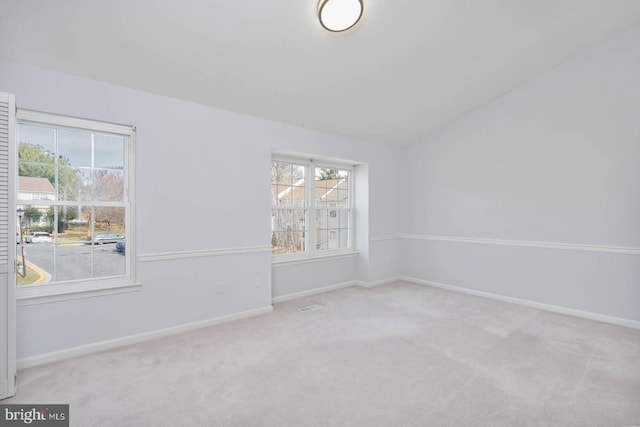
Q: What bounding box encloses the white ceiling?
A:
[1,1,640,146]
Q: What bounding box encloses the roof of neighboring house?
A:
[272,178,348,205]
[19,176,55,193]
[313,179,348,203]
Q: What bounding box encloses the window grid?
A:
[271,158,353,257]
[16,110,133,290]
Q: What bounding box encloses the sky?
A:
[18,123,124,169]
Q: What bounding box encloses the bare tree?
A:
[271,161,305,254]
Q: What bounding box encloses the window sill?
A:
[17,279,142,306]
[272,251,359,267]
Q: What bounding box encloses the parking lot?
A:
[18,242,125,284]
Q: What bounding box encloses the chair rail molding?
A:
[138,245,271,263]
[369,234,402,242]
[401,234,640,256]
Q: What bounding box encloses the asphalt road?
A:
[18,242,125,283]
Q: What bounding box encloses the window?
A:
[271,157,353,258]
[16,110,136,301]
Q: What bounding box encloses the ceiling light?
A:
[318,0,363,33]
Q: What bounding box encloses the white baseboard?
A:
[354,276,403,288]
[399,276,640,330]
[17,305,273,370]
[271,276,405,303]
[17,275,640,370]
[272,281,356,303]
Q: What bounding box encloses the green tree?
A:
[317,168,339,180]
[47,206,55,227]
[316,168,346,181]
[18,142,82,200]
[63,206,79,221]
[23,205,41,226]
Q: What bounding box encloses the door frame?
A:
[1,91,17,400]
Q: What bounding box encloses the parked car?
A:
[115,240,126,254]
[85,232,125,245]
[68,218,88,224]
[25,231,52,243]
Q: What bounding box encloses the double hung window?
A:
[271,158,353,258]
[16,110,135,300]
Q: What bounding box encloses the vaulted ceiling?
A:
[1,1,640,146]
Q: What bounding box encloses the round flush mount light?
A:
[318,0,363,33]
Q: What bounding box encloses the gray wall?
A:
[1,23,639,360]
[0,60,402,359]
[401,25,640,321]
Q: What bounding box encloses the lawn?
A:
[57,224,126,243]
[16,263,41,286]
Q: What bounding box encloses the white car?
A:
[85,232,125,245]
[25,231,52,243]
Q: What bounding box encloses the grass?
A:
[58,228,91,242]
[16,263,41,286]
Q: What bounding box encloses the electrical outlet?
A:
[255,276,262,287]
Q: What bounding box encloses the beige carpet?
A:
[5,281,640,426]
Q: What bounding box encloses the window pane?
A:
[272,161,306,206]
[53,237,125,282]
[92,206,125,236]
[338,209,350,229]
[92,242,126,278]
[57,130,89,202]
[18,237,53,286]
[18,176,56,207]
[291,164,304,180]
[316,209,328,231]
[315,168,349,208]
[57,167,83,202]
[271,208,306,254]
[18,167,57,200]
[316,228,328,250]
[18,125,57,204]
[314,169,330,206]
[61,205,92,243]
[334,189,347,207]
[16,203,51,286]
[290,182,305,206]
[18,174,56,201]
[77,168,92,202]
[88,206,126,279]
[337,229,350,249]
[95,133,124,169]
[58,128,91,168]
[316,207,351,252]
[52,242,92,282]
[93,169,125,202]
[17,203,49,232]
[18,124,55,159]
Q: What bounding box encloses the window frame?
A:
[271,155,355,262]
[15,109,139,305]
